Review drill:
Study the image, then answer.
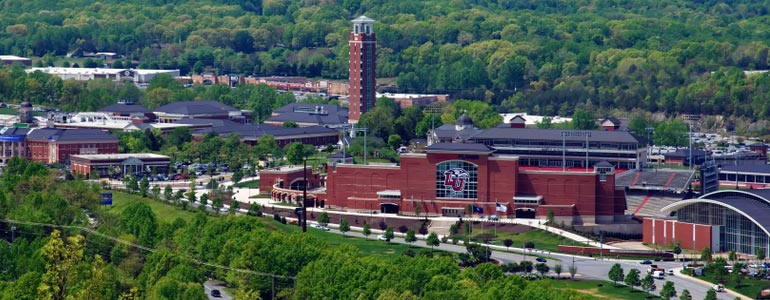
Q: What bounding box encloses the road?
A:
[204,280,232,300]
[317,225,745,300]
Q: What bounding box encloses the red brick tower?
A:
[348,16,376,123]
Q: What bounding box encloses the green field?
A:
[0,107,17,115]
[451,225,590,252]
[549,279,662,300]
[269,220,434,258]
[696,269,765,299]
[233,179,259,188]
[101,191,194,223]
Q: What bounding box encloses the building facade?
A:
[644,190,770,255]
[26,129,118,164]
[70,153,170,178]
[348,16,376,123]
[262,143,627,225]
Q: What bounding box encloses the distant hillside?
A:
[3,0,770,119]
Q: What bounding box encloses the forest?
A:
[0,156,595,300]
[4,0,770,122]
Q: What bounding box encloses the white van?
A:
[653,270,665,279]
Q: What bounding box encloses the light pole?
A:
[562,131,592,172]
[645,127,654,168]
[301,157,308,232]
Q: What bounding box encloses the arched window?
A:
[436,160,478,199]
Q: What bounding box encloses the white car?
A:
[666,269,674,276]
[311,224,330,231]
[377,234,389,241]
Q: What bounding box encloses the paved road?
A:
[204,280,232,300]
[315,224,745,300]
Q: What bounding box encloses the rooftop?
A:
[27,128,117,142]
[424,142,495,154]
[471,128,645,144]
[71,153,169,160]
[155,101,241,116]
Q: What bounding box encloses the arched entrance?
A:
[380,203,399,214]
[515,208,536,219]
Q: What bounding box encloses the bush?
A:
[379,220,387,230]
[273,214,281,222]
[441,236,449,243]
[524,241,535,249]
[403,249,415,257]
[398,225,409,234]
[280,216,287,224]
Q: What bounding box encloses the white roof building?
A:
[26,67,180,84]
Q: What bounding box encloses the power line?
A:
[0,219,294,280]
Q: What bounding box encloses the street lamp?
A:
[645,127,654,168]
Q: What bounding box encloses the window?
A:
[436,160,478,199]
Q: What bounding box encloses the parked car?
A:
[640,260,653,265]
[311,224,329,231]
[210,289,221,297]
[666,269,674,276]
[377,234,389,241]
[536,257,547,263]
[712,284,725,292]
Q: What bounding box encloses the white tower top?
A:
[351,16,374,35]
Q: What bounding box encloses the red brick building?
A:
[26,128,118,164]
[262,143,627,225]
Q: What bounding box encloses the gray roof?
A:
[174,118,242,128]
[0,127,30,136]
[720,164,770,174]
[155,101,239,116]
[99,103,151,114]
[433,124,483,141]
[425,142,494,153]
[202,123,336,139]
[470,128,645,143]
[664,148,708,158]
[267,103,349,126]
[27,128,117,142]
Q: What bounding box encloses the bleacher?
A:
[618,169,696,219]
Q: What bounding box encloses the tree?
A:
[38,230,85,300]
[339,219,350,236]
[641,274,655,295]
[414,204,422,217]
[213,197,223,212]
[140,176,150,197]
[608,263,625,286]
[673,243,682,262]
[728,250,738,263]
[731,262,744,287]
[704,289,717,300]
[164,185,173,201]
[569,264,577,280]
[535,262,550,276]
[318,212,329,226]
[200,193,209,207]
[503,239,513,250]
[384,227,395,242]
[362,224,371,239]
[285,142,315,165]
[282,121,299,128]
[234,288,262,300]
[701,247,713,263]
[127,176,139,194]
[152,184,161,199]
[571,109,597,130]
[625,268,641,290]
[679,289,692,300]
[230,200,240,214]
[405,229,417,244]
[187,179,197,205]
[426,232,440,250]
[660,281,677,298]
[758,248,766,261]
[554,264,563,279]
[387,134,402,150]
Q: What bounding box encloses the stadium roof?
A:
[470,128,645,143]
[662,189,770,237]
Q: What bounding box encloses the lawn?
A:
[275,222,435,258]
[101,191,194,223]
[450,225,589,252]
[233,179,259,188]
[549,279,662,300]
[0,107,17,115]
[696,269,765,299]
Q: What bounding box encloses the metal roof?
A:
[719,164,770,174]
[154,101,240,115]
[470,128,645,143]
[27,128,117,142]
[424,142,494,154]
[99,103,151,114]
[662,189,770,237]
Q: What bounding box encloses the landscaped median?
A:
[677,266,754,300]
